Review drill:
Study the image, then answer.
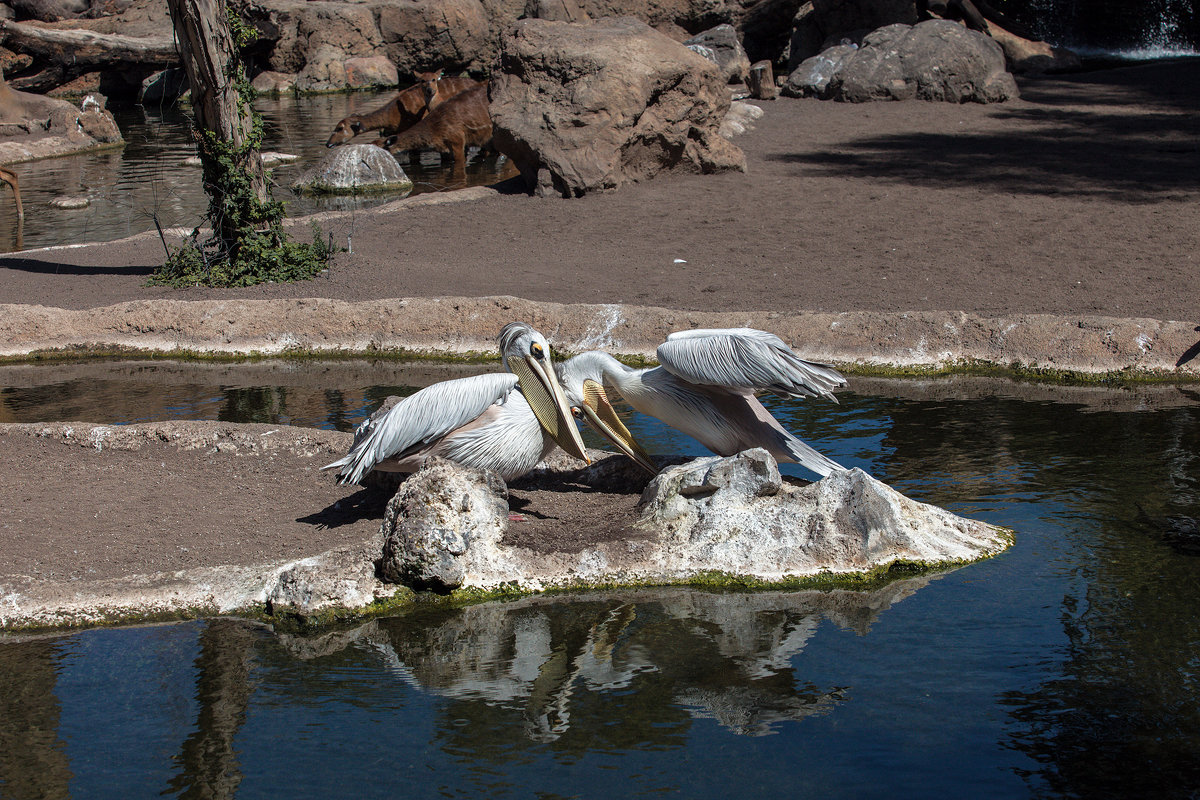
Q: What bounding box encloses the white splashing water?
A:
[577,305,625,350]
[1025,0,1197,58]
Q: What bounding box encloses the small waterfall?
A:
[1141,0,1198,54]
[1018,0,1198,58]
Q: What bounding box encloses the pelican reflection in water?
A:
[557,328,847,479]
[322,322,590,484]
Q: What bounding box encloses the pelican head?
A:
[555,353,658,475]
[571,378,658,475]
[498,322,590,463]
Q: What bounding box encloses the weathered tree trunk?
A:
[166,0,266,247]
[0,20,179,67]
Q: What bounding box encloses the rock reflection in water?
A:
[280,579,931,743]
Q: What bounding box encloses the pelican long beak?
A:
[509,354,591,464]
[574,380,658,475]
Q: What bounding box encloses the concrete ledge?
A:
[1,295,1197,378]
[0,543,404,631]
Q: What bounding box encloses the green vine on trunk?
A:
[150,5,338,288]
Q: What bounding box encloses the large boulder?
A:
[376,0,497,76]
[378,449,1012,592]
[8,0,90,20]
[736,0,810,64]
[781,41,858,97]
[298,51,401,93]
[793,20,1018,102]
[263,1,387,76]
[787,0,918,68]
[523,0,590,22]
[258,0,495,84]
[0,82,122,163]
[489,16,746,197]
[7,0,134,22]
[684,23,751,83]
[577,0,734,37]
[378,457,515,589]
[637,450,1008,576]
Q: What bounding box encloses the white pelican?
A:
[557,328,847,478]
[322,322,589,484]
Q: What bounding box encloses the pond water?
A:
[0,90,513,255]
[1,360,1199,796]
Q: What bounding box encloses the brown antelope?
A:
[0,166,23,220]
[420,69,449,111]
[325,73,479,148]
[378,83,492,172]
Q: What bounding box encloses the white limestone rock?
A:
[290,143,413,195]
[378,449,1011,592]
[378,458,522,590]
[639,449,1007,579]
[719,101,764,138]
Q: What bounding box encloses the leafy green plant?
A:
[150,5,338,288]
[153,222,338,287]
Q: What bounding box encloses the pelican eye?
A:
[530,342,545,359]
[571,406,584,419]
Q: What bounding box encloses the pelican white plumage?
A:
[322,322,589,484]
[557,327,847,478]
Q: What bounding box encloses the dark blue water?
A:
[2,361,1199,797]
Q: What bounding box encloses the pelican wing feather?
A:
[657,328,846,401]
[322,372,520,484]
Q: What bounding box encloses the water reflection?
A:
[1002,566,1200,797]
[0,579,931,797]
[0,637,71,798]
[0,358,494,428]
[848,388,1200,797]
[165,619,256,799]
[353,583,925,742]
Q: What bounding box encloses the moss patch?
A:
[259,587,418,633]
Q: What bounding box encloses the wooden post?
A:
[166,0,267,246]
[748,59,778,101]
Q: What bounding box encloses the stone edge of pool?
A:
[0,294,1197,380]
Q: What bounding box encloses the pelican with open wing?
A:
[557,328,847,478]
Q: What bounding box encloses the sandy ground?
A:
[1,59,1197,321]
[1,59,1198,620]
[0,421,653,593]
